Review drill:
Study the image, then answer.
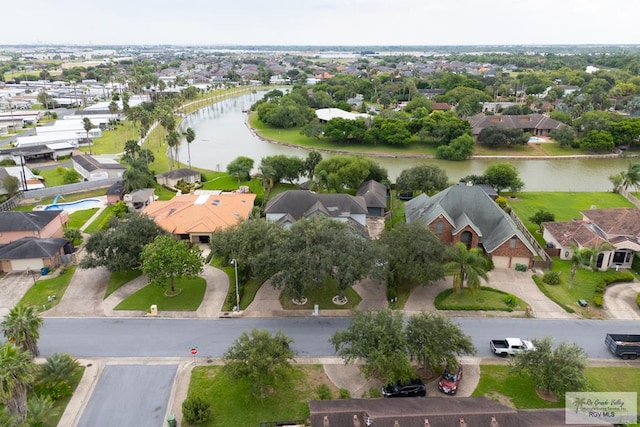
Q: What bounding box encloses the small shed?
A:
[105,182,125,205]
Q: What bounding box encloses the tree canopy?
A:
[141,235,204,292]
[511,337,588,398]
[80,214,165,272]
[483,162,525,193]
[226,156,255,183]
[395,164,449,196]
[314,156,387,191]
[222,328,297,398]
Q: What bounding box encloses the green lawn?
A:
[78,121,140,155]
[187,365,331,427]
[534,142,587,156]
[508,192,634,246]
[114,277,206,311]
[472,365,640,409]
[434,287,528,312]
[279,276,362,310]
[472,364,563,409]
[19,266,76,312]
[104,269,142,298]
[66,208,99,229]
[214,260,264,312]
[83,205,115,234]
[473,143,544,157]
[201,175,263,194]
[154,184,177,201]
[38,168,66,187]
[533,260,634,315]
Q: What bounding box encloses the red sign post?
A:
[190,346,198,365]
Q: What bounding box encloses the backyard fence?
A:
[508,209,552,265]
[20,178,121,202]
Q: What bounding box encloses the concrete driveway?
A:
[604,281,640,320]
[44,265,110,317]
[0,272,37,316]
[487,269,575,319]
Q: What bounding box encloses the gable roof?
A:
[542,220,606,248]
[155,168,201,180]
[0,237,68,260]
[356,180,387,209]
[265,190,368,220]
[0,211,63,233]
[405,185,536,254]
[467,113,564,135]
[141,192,255,235]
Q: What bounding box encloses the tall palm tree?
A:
[0,343,36,424]
[165,130,180,170]
[587,241,617,272]
[444,242,491,296]
[82,117,94,155]
[183,127,195,169]
[569,243,592,289]
[2,304,44,359]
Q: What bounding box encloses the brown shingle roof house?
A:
[141,191,255,243]
[543,207,640,270]
[467,114,564,137]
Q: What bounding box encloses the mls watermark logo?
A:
[566,392,637,425]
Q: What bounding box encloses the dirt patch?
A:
[298,365,340,397]
[536,389,559,402]
[416,366,438,382]
[485,392,516,409]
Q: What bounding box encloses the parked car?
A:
[382,378,426,398]
[438,364,463,395]
[490,337,535,357]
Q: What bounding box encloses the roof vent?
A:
[212,199,220,206]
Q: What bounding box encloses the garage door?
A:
[10,258,43,272]
[492,256,510,269]
[511,257,530,269]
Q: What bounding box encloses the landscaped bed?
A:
[114,277,206,311]
[278,277,362,310]
[435,287,528,312]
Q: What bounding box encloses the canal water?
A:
[178,91,631,192]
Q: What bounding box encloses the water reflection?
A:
[177,91,630,191]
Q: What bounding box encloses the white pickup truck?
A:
[490,338,535,357]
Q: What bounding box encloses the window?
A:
[436,221,443,234]
[460,231,472,249]
[510,237,517,248]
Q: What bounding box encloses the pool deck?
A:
[32,196,108,213]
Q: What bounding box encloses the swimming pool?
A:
[44,198,102,211]
[528,136,546,143]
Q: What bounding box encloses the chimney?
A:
[394,422,400,427]
[323,415,330,427]
[424,420,430,427]
[490,416,499,427]
[459,418,467,427]
[353,414,361,427]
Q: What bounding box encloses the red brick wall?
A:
[427,216,455,244]
[492,237,534,267]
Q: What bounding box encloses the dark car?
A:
[382,378,426,398]
[438,364,463,395]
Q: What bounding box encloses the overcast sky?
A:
[3,0,639,46]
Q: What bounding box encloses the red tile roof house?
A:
[0,211,68,244]
[543,208,640,270]
[405,185,537,269]
[141,191,256,244]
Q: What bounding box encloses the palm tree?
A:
[569,243,592,290]
[444,242,491,296]
[183,127,196,169]
[38,353,79,384]
[165,130,180,170]
[587,241,617,272]
[82,117,94,155]
[621,162,640,191]
[0,343,36,424]
[1,304,44,359]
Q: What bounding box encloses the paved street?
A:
[36,317,640,360]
